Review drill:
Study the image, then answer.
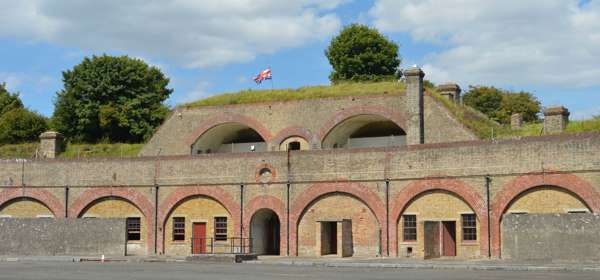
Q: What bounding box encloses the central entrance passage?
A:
[320,222,338,255]
[250,209,281,255]
[192,222,207,254]
[424,221,456,259]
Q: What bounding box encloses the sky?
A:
[0,0,599,119]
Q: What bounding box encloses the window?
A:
[288,141,301,150]
[461,214,477,241]
[126,217,141,241]
[173,217,185,241]
[402,215,417,241]
[214,217,228,241]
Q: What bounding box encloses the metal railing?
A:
[190,237,252,254]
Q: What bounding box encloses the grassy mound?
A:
[0,143,143,159]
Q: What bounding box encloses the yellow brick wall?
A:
[0,198,54,218]
[397,191,480,258]
[164,196,233,255]
[506,186,589,213]
[80,197,147,254]
[297,193,380,257]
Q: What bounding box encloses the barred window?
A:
[173,217,185,241]
[126,217,141,241]
[403,215,417,241]
[461,214,477,241]
[214,217,228,241]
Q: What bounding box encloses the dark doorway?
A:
[442,221,456,257]
[192,222,207,254]
[320,222,338,255]
[250,209,280,255]
[288,141,301,150]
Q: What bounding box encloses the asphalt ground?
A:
[1,261,599,280]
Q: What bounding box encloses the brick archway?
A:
[389,178,488,257]
[0,188,64,218]
[289,181,386,256]
[69,187,155,254]
[490,172,600,258]
[317,105,407,142]
[271,126,314,149]
[185,113,273,146]
[243,195,287,255]
[157,186,241,254]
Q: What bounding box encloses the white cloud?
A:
[0,73,23,91]
[370,0,600,88]
[178,80,212,103]
[0,0,343,68]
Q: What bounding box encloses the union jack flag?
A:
[254,67,272,84]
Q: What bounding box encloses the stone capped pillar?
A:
[404,67,425,145]
[39,131,63,159]
[437,83,461,104]
[543,106,569,134]
[511,113,523,130]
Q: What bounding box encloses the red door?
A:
[192,223,207,254]
[442,221,456,257]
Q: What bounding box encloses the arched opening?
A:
[0,197,54,218]
[279,136,309,151]
[192,123,267,154]
[79,196,147,255]
[504,186,590,215]
[250,209,281,255]
[163,195,233,255]
[397,190,480,259]
[297,193,380,257]
[322,115,406,149]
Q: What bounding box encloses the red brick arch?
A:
[157,185,241,254]
[69,187,155,254]
[317,105,408,142]
[270,126,314,149]
[243,195,287,255]
[0,188,64,218]
[185,113,273,146]
[389,178,488,257]
[289,181,386,256]
[490,172,600,258]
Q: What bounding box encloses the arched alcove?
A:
[321,115,406,149]
[192,123,267,154]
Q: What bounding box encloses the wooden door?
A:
[442,221,456,257]
[424,221,440,259]
[192,222,207,254]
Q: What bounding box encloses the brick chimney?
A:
[511,113,523,130]
[543,106,569,134]
[39,131,63,159]
[404,67,425,145]
[437,83,461,104]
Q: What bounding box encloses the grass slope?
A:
[0,143,143,159]
[181,81,405,108]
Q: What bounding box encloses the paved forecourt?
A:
[0,262,598,280]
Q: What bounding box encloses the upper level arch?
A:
[319,106,407,149]
[186,113,272,154]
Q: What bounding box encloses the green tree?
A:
[51,55,173,143]
[0,108,49,144]
[325,24,401,83]
[463,86,504,122]
[0,83,24,117]
[464,86,541,124]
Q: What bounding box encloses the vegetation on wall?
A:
[325,24,401,83]
[51,55,173,143]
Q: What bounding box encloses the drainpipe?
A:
[240,184,244,239]
[385,179,390,257]
[485,175,492,258]
[64,186,69,218]
[286,182,291,256]
[154,184,159,255]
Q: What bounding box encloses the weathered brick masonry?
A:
[1,69,600,259]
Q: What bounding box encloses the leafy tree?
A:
[0,108,48,144]
[325,24,401,83]
[52,55,173,143]
[0,83,23,116]
[464,86,541,124]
